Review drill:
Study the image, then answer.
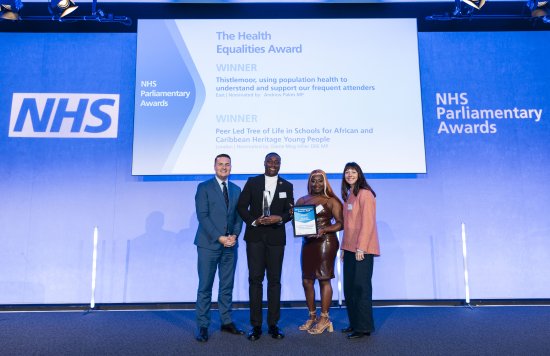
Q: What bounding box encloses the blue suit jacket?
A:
[194,177,243,250]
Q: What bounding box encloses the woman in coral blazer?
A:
[340,162,380,339]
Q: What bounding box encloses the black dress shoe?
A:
[268,325,285,339]
[341,326,353,333]
[346,331,370,339]
[247,326,262,341]
[221,322,245,335]
[196,327,208,342]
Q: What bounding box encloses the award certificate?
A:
[293,205,318,237]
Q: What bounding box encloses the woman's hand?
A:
[355,249,365,261]
[304,229,324,239]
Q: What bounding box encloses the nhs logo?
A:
[9,93,119,138]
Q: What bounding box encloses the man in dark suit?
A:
[237,152,294,341]
[194,154,244,342]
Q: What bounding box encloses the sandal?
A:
[298,310,318,331]
[308,312,334,334]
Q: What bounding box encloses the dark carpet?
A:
[1,306,549,355]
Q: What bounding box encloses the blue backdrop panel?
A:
[418,31,550,298]
[0,33,137,303]
[0,31,549,304]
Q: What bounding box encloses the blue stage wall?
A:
[0,31,549,304]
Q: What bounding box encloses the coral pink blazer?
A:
[341,189,380,256]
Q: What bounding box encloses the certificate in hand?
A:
[293,205,318,237]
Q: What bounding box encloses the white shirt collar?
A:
[215,176,228,189]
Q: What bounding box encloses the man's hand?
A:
[218,235,237,248]
[256,215,283,225]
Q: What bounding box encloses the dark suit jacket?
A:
[194,178,243,250]
[237,175,294,246]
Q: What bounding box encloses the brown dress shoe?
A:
[221,322,245,335]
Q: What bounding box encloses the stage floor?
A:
[1,306,550,355]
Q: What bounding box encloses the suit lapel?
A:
[270,177,284,209]
[249,175,264,215]
[228,182,238,211]
[210,178,226,209]
[258,175,266,205]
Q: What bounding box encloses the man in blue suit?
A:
[194,153,244,342]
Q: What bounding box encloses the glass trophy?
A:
[262,190,271,217]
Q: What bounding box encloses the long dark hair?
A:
[340,162,376,201]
